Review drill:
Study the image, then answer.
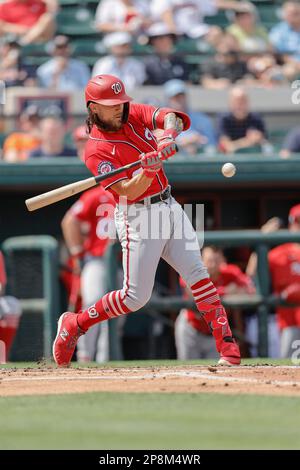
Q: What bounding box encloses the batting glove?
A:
[157,129,179,160]
[140,151,162,178]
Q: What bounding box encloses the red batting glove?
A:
[158,140,178,161]
[140,151,162,178]
[157,129,179,160]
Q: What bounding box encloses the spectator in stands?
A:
[73,125,88,162]
[163,79,216,155]
[270,1,300,62]
[95,0,151,37]
[217,86,270,154]
[0,0,57,45]
[0,37,29,87]
[150,0,251,41]
[36,35,90,91]
[175,245,255,360]
[201,33,250,89]
[29,116,75,158]
[144,23,190,85]
[227,3,271,53]
[280,127,300,159]
[0,250,22,362]
[3,105,41,162]
[246,54,294,87]
[92,32,146,91]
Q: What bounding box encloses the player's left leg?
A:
[161,198,241,365]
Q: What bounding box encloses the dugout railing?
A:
[2,231,300,361]
[1,235,60,358]
[105,230,300,360]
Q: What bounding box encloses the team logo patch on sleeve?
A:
[98,161,115,175]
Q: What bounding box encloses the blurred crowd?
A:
[2,1,300,158]
[3,79,300,160]
[3,0,300,88]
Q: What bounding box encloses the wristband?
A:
[69,245,84,257]
[142,168,157,179]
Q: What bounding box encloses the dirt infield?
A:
[1,364,300,397]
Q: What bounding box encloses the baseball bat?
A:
[25,159,142,212]
[25,143,178,212]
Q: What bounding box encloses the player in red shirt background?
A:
[175,246,255,360]
[0,251,22,362]
[61,181,116,363]
[0,0,57,45]
[53,74,241,367]
[268,204,300,357]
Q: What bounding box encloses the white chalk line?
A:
[0,370,299,387]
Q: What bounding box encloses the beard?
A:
[93,112,123,132]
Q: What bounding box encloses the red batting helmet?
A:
[85,75,133,106]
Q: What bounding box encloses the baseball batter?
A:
[53,74,241,367]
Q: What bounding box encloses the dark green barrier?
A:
[1,155,300,187]
[2,236,60,358]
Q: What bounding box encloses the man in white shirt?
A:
[92,32,146,91]
[37,35,90,91]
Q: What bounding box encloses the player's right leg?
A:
[162,198,241,365]
[53,204,167,366]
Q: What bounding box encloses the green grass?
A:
[0,392,299,450]
[0,359,298,449]
[0,358,295,369]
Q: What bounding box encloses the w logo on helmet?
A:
[111,82,122,95]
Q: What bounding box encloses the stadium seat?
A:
[175,38,209,54]
[56,8,97,36]
[204,11,229,28]
[269,128,289,148]
[59,0,79,6]
[257,5,281,30]
[22,43,48,56]
[131,41,152,55]
[0,133,7,150]
[72,37,105,55]
[59,0,99,7]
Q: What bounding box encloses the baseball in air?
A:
[222,163,236,178]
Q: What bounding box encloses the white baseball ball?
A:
[222,162,236,178]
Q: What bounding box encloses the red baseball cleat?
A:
[52,312,85,367]
[218,337,241,366]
